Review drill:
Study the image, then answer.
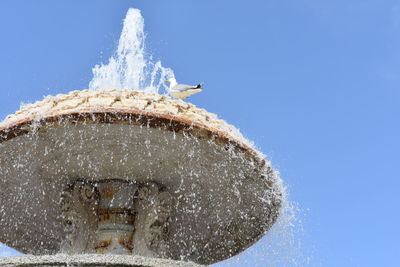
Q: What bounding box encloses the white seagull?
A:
[165,77,204,100]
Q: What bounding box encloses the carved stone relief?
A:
[60,180,99,253]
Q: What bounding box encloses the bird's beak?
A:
[165,79,170,83]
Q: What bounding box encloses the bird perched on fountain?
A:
[166,77,204,100]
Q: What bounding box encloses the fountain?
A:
[0,8,283,267]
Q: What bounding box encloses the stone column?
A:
[95,180,137,254]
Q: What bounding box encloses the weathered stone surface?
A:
[1,89,251,149]
[0,254,205,267]
[0,90,283,265]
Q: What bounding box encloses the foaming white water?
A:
[89,8,174,93]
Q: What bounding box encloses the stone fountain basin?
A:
[0,90,282,265]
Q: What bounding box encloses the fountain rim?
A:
[0,107,266,167]
[0,107,281,264]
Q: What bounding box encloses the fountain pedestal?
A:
[60,179,173,257]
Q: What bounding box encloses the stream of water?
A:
[89,8,174,94]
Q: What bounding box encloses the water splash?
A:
[89,8,174,94]
[213,193,310,267]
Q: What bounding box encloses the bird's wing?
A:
[171,89,202,100]
[171,84,198,92]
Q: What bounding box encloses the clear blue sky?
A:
[0,1,399,266]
